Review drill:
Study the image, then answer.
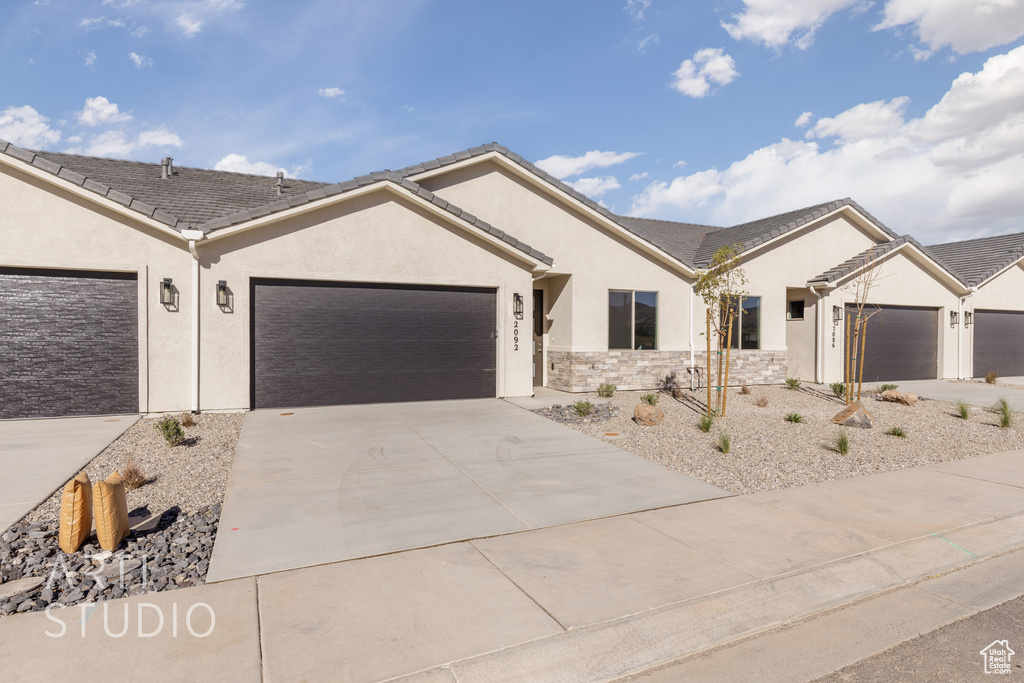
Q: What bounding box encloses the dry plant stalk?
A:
[122,453,146,490]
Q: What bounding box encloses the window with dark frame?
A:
[788,300,805,321]
[609,290,658,350]
[722,295,761,350]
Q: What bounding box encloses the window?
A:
[723,295,761,349]
[609,290,658,350]
[788,300,805,321]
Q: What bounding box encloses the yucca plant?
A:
[785,378,801,390]
[785,412,805,423]
[886,426,907,438]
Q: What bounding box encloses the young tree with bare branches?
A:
[694,244,748,417]
[843,252,887,403]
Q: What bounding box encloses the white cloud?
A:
[84,50,97,67]
[129,52,153,68]
[568,176,622,198]
[67,128,182,157]
[722,0,860,50]
[874,0,1024,55]
[214,154,284,177]
[0,105,61,149]
[630,172,649,181]
[176,13,203,36]
[625,0,652,21]
[673,160,687,168]
[795,111,814,127]
[76,96,132,127]
[535,150,642,179]
[807,97,908,142]
[671,48,739,98]
[318,87,345,98]
[631,45,1024,242]
[638,34,660,53]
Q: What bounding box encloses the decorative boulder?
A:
[634,404,665,426]
[832,401,874,429]
[879,390,918,406]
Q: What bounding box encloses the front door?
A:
[533,289,544,387]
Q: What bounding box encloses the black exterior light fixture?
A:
[160,278,173,305]
[833,305,842,322]
[513,292,524,320]
[950,311,960,328]
[216,280,229,307]
[964,311,973,327]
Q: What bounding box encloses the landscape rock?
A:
[832,401,875,429]
[879,390,918,406]
[634,404,665,426]
[0,576,45,602]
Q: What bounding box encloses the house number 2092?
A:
[513,320,519,351]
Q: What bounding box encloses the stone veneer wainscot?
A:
[547,349,787,392]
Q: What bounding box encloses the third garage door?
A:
[973,309,1024,378]
[251,279,497,408]
[845,304,938,382]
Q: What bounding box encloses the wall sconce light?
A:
[964,311,973,327]
[160,278,173,305]
[513,293,524,320]
[216,280,229,307]
[832,305,842,322]
[950,311,960,328]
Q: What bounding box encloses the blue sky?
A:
[3,1,1024,244]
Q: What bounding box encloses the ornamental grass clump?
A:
[886,426,907,438]
[156,416,185,448]
[834,428,850,455]
[830,383,845,399]
[995,398,1013,429]
[955,400,970,420]
[717,433,731,454]
[121,454,147,490]
[699,413,714,433]
[785,377,801,390]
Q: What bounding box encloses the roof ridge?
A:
[616,214,724,230]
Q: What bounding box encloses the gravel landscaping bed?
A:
[553,386,1024,495]
[0,412,242,618]
[532,402,620,424]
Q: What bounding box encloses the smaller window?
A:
[788,300,805,321]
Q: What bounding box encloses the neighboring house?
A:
[0,139,1019,419]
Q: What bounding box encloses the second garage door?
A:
[845,304,938,382]
[973,309,1024,378]
[251,279,497,408]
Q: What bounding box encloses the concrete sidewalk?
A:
[888,379,1024,411]
[4,450,1024,682]
[0,415,137,533]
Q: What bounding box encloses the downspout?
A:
[181,229,205,413]
[957,296,963,380]
[688,285,695,367]
[809,285,823,384]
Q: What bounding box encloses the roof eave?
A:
[405,150,696,277]
[808,241,970,295]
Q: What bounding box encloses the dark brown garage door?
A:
[251,279,497,408]
[845,305,938,382]
[0,268,138,419]
[973,310,1024,378]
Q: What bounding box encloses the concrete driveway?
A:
[207,399,729,582]
[895,378,1024,411]
[0,415,137,533]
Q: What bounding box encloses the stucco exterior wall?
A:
[198,189,536,409]
[417,162,694,355]
[0,162,193,413]
[819,250,962,383]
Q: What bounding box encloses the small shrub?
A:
[785,377,801,390]
[699,413,714,433]
[574,400,594,417]
[986,370,999,384]
[785,412,805,423]
[834,428,850,455]
[597,383,616,398]
[879,383,899,392]
[886,426,907,438]
[717,432,731,454]
[121,455,147,490]
[641,393,660,406]
[739,382,751,395]
[830,382,846,399]
[753,392,769,408]
[156,416,185,447]
[995,398,1012,428]
[955,400,970,420]
[180,412,195,428]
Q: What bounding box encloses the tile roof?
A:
[693,198,900,267]
[808,235,969,288]
[613,216,724,266]
[926,232,1024,287]
[0,138,553,266]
